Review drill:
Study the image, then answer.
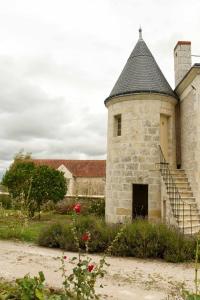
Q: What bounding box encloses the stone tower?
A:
[105,29,178,223]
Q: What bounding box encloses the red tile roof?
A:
[32,159,106,177]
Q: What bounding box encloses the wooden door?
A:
[132,184,148,219]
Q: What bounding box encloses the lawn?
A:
[0,210,71,243]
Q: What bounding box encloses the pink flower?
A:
[82,232,90,242]
[73,203,81,214]
[88,264,95,272]
[63,256,67,260]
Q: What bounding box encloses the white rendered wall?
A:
[57,165,74,196]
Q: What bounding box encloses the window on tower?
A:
[114,114,122,136]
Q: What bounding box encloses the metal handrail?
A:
[159,145,195,234]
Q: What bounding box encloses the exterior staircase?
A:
[166,169,200,234]
[159,147,200,234]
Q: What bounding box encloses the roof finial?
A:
[139,26,142,40]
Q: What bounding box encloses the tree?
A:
[31,165,67,218]
[2,160,35,200]
[2,155,67,218]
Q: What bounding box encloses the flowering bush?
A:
[59,203,109,299]
[73,203,81,214]
[55,203,125,299]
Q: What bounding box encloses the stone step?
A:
[174,182,190,189]
[178,224,200,235]
[172,174,187,178]
[168,191,193,197]
[174,210,199,218]
[177,217,200,225]
[170,169,185,173]
[179,191,193,197]
[181,197,196,203]
[170,197,196,203]
[168,185,191,191]
[171,203,197,212]
[173,178,189,183]
[176,187,192,193]
[161,168,200,235]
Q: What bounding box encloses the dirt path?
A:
[0,240,195,299]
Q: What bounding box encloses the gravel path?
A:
[0,240,196,299]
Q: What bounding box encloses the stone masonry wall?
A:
[174,42,191,87]
[105,94,177,223]
[74,177,105,196]
[180,75,200,206]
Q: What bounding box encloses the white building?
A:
[33,159,106,197]
[105,29,200,234]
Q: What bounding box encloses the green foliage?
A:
[163,227,195,262]
[41,200,56,212]
[60,255,107,300]
[38,216,116,253]
[58,210,114,300]
[31,166,67,211]
[0,210,72,243]
[38,218,195,263]
[0,280,19,299]
[181,237,200,299]
[16,271,46,300]
[87,199,105,216]
[182,293,200,299]
[55,197,105,217]
[2,160,35,200]
[0,275,70,299]
[38,223,66,248]
[2,155,67,218]
[55,199,75,215]
[0,194,12,209]
[111,220,195,262]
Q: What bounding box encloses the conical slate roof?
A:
[105,30,176,103]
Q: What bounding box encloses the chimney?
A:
[174,41,191,87]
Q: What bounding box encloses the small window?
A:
[114,114,121,136]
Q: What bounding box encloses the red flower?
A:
[82,232,90,242]
[73,203,81,214]
[87,264,95,272]
[63,256,67,260]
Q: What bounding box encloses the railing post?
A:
[158,145,189,235]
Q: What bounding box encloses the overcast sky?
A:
[1,0,200,178]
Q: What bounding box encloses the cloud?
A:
[1,0,200,178]
[0,54,107,176]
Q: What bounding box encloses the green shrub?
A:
[163,228,195,262]
[38,217,195,263]
[75,216,117,252]
[88,198,105,216]
[55,197,105,217]
[0,194,12,209]
[55,199,75,215]
[38,216,116,253]
[16,271,45,300]
[111,220,195,262]
[41,200,56,212]
[38,223,64,248]
[110,220,161,258]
